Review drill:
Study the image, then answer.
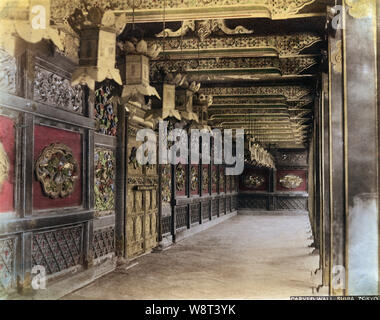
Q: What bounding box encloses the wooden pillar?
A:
[343,0,378,295]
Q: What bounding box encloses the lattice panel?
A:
[232,196,237,210]
[238,196,267,209]
[226,197,231,212]
[219,198,226,214]
[190,203,200,224]
[162,216,172,235]
[201,201,210,221]
[275,197,307,210]
[32,225,83,275]
[176,206,188,229]
[0,236,16,290]
[211,199,218,216]
[92,227,115,260]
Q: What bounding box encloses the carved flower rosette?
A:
[35,143,79,199]
[279,174,303,189]
[0,141,10,190]
[244,175,265,189]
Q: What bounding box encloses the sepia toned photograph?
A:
[0,0,379,308]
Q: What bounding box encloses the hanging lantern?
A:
[194,93,213,131]
[176,80,201,123]
[118,38,162,107]
[69,9,122,90]
[144,71,185,125]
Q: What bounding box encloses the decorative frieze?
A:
[149,33,321,58]
[33,66,84,113]
[200,85,311,101]
[151,56,318,76]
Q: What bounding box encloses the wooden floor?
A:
[63,213,320,300]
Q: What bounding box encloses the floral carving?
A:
[95,149,115,214]
[0,141,10,191]
[176,164,185,192]
[331,40,342,74]
[202,167,209,191]
[33,66,83,113]
[35,143,79,199]
[190,166,198,192]
[94,84,118,136]
[212,168,218,189]
[279,174,303,189]
[244,175,265,189]
[161,165,171,203]
[0,48,17,94]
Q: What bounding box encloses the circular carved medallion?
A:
[35,143,79,199]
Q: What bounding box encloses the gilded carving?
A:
[148,33,321,58]
[201,85,311,101]
[243,175,265,189]
[35,143,79,199]
[176,164,185,192]
[331,40,342,74]
[95,84,118,136]
[94,149,115,215]
[190,166,198,192]
[161,165,171,203]
[0,141,10,191]
[202,167,209,191]
[157,19,253,41]
[345,0,375,19]
[279,174,303,189]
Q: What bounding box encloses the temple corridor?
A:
[62,213,319,300]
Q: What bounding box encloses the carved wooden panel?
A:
[219,197,226,214]
[239,167,269,192]
[161,216,172,235]
[211,199,218,217]
[201,201,210,221]
[92,226,115,260]
[95,83,118,136]
[0,115,15,213]
[33,66,84,114]
[0,236,17,290]
[190,203,200,224]
[176,206,188,229]
[126,125,158,258]
[32,224,83,275]
[33,125,83,210]
[275,197,308,210]
[0,48,17,95]
[276,170,307,192]
[94,148,116,217]
[238,194,268,210]
[201,165,209,194]
[211,165,218,193]
[273,149,308,167]
[190,165,199,196]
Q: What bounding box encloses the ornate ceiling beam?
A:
[147,33,322,59]
[50,0,323,25]
[200,85,312,101]
[150,56,319,79]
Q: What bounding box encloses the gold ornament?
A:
[35,143,79,199]
[279,174,303,189]
[0,141,10,190]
